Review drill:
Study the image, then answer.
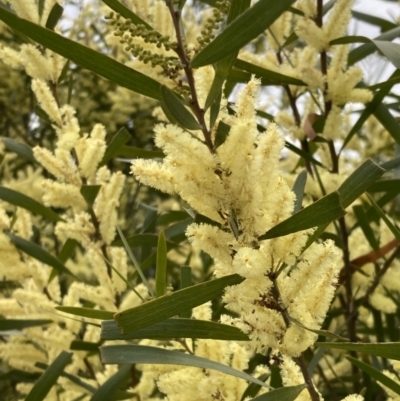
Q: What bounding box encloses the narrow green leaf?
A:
[2,137,35,162]
[35,362,97,394]
[284,141,324,168]
[368,76,400,90]
[366,193,400,242]
[116,226,155,297]
[58,239,77,264]
[214,121,231,149]
[160,85,201,130]
[25,351,72,401]
[101,318,249,341]
[55,306,115,320]
[347,356,400,396]
[45,3,63,30]
[100,345,270,388]
[373,102,400,145]
[101,127,131,165]
[34,104,52,123]
[180,266,192,289]
[373,40,400,68]
[101,0,153,30]
[234,59,306,86]
[209,88,222,128]
[114,274,244,334]
[0,369,40,382]
[0,7,162,100]
[112,233,179,249]
[80,185,101,206]
[194,214,222,230]
[251,385,307,401]
[91,365,131,401]
[38,0,45,18]
[292,170,307,214]
[259,192,345,241]
[316,342,400,360]
[287,6,303,16]
[348,26,400,65]
[180,266,192,318]
[241,374,269,401]
[337,159,386,208]
[70,340,100,352]
[8,233,75,277]
[352,11,398,32]
[117,146,164,159]
[0,187,63,222]
[191,0,296,68]
[157,210,189,226]
[205,53,239,110]
[381,157,400,170]
[289,317,350,342]
[340,70,400,151]
[353,205,380,250]
[204,0,252,109]
[330,35,370,45]
[0,319,52,331]
[368,179,400,192]
[164,218,193,239]
[57,60,70,84]
[156,231,168,298]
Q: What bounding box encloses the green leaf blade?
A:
[347,356,400,395]
[191,0,296,68]
[316,342,400,361]
[25,351,72,401]
[251,384,307,401]
[101,318,249,341]
[101,0,153,30]
[2,138,35,162]
[8,233,75,277]
[100,345,270,389]
[45,2,63,30]
[55,306,115,320]
[156,231,168,298]
[234,59,306,86]
[292,170,307,214]
[373,40,400,69]
[101,127,132,165]
[259,192,345,241]
[160,85,201,130]
[0,319,52,331]
[338,159,386,208]
[0,187,63,222]
[91,365,131,401]
[114,274,244,334]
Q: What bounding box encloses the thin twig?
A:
[166,0,213,151]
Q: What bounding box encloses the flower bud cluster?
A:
[197,0,231,49]
[106,12,182,79]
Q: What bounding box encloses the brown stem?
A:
[166,1,214,151]
[84,357,96,380]
[270,274,320,401]
[316,0,338,173]
[337,238,400,286]
[352,246,400,316]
